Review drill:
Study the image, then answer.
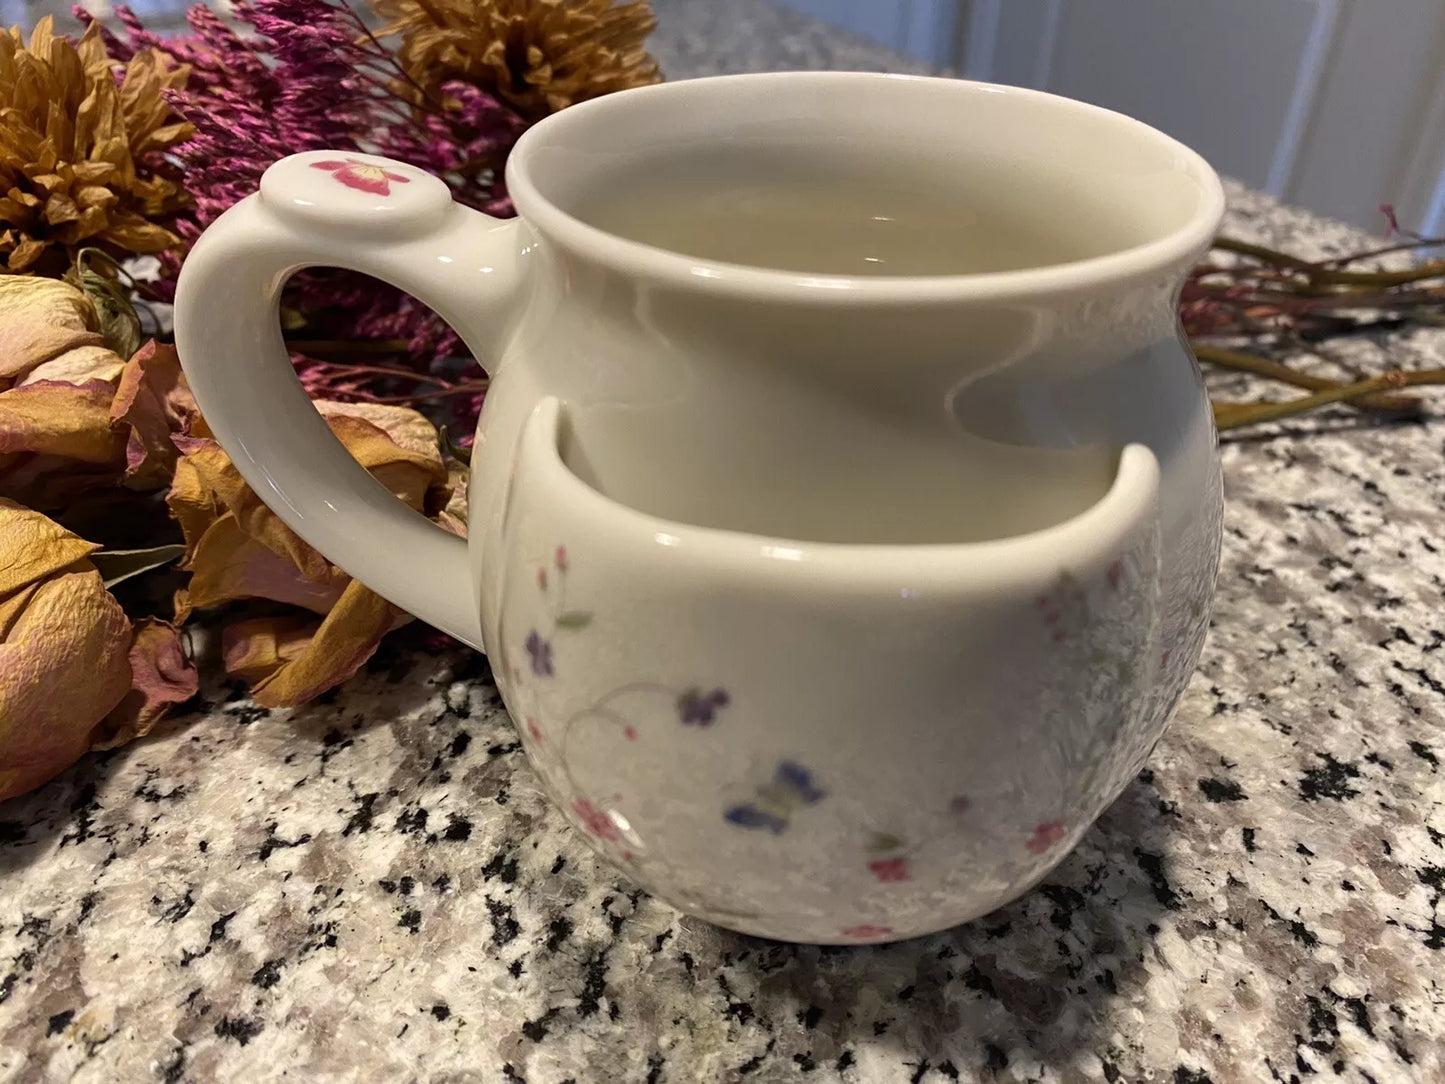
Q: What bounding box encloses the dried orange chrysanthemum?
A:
[0,17,194,274]
[370,0,661,120]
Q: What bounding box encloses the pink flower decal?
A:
[538,566,548,590]
[1107,559,1125,590]
[1027,820,1066,855]
[868,858,911,883]
[623,725,637,741]
[526,718,543,744]
[572,798,620,842]
[309,157,411,195]
[842,924,893,941]
[555,545,569,572]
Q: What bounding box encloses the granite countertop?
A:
[4,2,1445,1081]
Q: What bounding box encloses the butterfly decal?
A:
[724,761,826,835]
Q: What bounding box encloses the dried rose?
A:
[93,618,198,749]
[0,276,121,391]
[0,499,131,801]
[169,401,449,706]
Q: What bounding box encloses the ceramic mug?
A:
[174,72,1225,943]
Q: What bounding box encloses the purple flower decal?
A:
[677,687,730,726]
[525,630,553,677]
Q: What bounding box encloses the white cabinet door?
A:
[962,0,1445,233]
[772,0,961,68]
[776,0,1445,233]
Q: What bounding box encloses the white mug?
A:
[174,72,1225,943]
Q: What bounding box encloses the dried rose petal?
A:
[0,500,131,801]
[92,619,199,750]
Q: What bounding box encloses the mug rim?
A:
[505,71,1226,304]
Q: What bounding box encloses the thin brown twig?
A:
[1214,236,1445,288]
[1192,344,1422,414]
[1213,369,1445,430]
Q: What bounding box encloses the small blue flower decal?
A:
[677,687,730,726]
[725,760,825,835]
[525,630,554,676]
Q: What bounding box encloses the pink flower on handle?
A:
[842,924,893,941]
[1027,820,1066,855]
[572,798,620,842]
[309,158,411,196]
[555,546,569,572]
[868,858,911,883]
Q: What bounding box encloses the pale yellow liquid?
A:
[574,156,1122,276]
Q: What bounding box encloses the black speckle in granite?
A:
[394,805,428,834]
[251,959,282,989]
[1408,740,1439,768]
[75,891,99,925]
[836,1050,855,1072]
[1243,827,1259,852]
[158,890,195,923]
[214,1015,264,1046]
[736,1038,774,1074]
[46,1008,73,1036]
[256,823,311,860]
[577,952,608,1017]
[432,873,451,892]
[342,792,381,836]
[483,849,519,884]
[1299,753,1363,801]
[486,898,519,945]
[430,1003,451,1022]
[1174,1067,1213,1084]
[507,959,524,979]
[1134,850,1184,909]
[936,1060,960,1080]
[521,1007,558,1041]
[1296,843,1315,858]
[1198,777,1247,802]
[486,741,521,757]
[398,909,421,933]
[442,814,472,842]
[159,1046,185,1083]
[501,1063,525,1084]
[982,1044,1009,1073]
[447,732,472,758]
[1038,884,1087,930]
[545,916,572,952]
[0,820,25,844]
[1262,900,1321,948]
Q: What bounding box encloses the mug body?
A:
[463,73,1225,940]
[492,401,1164,943]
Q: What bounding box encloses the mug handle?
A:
[173,151,527,649]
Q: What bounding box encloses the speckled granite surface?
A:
[3,2,1445,1081]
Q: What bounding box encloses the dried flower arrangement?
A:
[1,2,1443,803]
[0,0,660,801]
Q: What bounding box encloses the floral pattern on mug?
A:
[725,761,825,834]
[868,857,911,883]
[1027,820,1066,855]
[677,687,730,725]
[308,157,411,195]
[572,797,620,842]
[525,630,553,676]
[841,924,894,942]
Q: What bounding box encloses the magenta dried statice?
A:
[81,0,528,413]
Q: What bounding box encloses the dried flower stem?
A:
[1213,237,1445,288]
[1213,369,1445,431]
[1193,343,1422,415]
